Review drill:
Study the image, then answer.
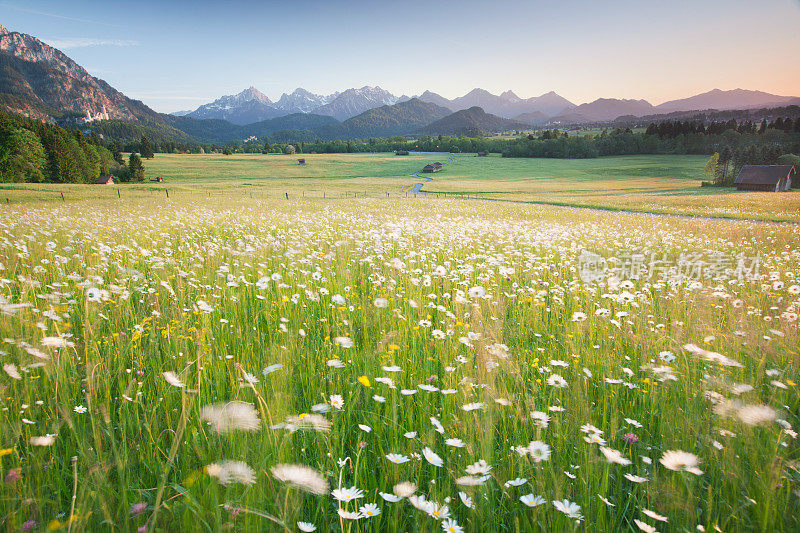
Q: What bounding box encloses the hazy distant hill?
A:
[163,115,239,142]
[551,98,656,123]
[514,111,548,125]
[316,98,451,140]
[548,90,800,124]
[656,88,800,113]
[417,107,528,136]
[417,90,455,111]
[240,113,338,139]
[165,113,339,143]
[523,91,576,117]
[418,89,575,119]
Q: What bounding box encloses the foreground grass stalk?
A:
[147,392,189,531]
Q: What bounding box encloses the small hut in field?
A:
[96,176,115,185]
[422,162,443,173]
[298,158,306,165]
[734,165,794,191]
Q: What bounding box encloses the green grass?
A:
[428,153,705,185]
[421,154,800,222]
[4,152,799,221]
[0,197,797,532]
[142,152,433,181]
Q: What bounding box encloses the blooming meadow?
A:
[0,197,798,532]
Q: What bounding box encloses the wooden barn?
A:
[734,165,794,192]
[297,158,306,165]
[422,162,443,173]
[96,176,115,185]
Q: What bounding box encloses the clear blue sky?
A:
[2,0,799,112]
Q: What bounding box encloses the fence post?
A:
[61,192,65,201]
[117,189,120,199]
[285,192,288,200]
[166,189,169,198]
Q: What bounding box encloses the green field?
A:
[2,153,799,531]
[3,152,799,221]
[420,154,800,222]
[1,194,798,532]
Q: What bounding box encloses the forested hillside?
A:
[0,109,148,183]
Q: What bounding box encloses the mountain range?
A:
[417,88,577,120]
[0,23,799,144]
[185,85,397,124]
[182,84,800,127]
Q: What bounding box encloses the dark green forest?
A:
[0,109,155,183]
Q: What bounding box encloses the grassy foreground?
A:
[0,195,798,532]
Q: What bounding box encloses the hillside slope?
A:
[165,113,339,143]
[315,99,451,140]
[0,24,164,125]
[417,106,528,136]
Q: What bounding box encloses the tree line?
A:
[0,109,151,183]
[645,117,800,138]
[500,122,799,159]
[217,118,800,162]
[705,146,799,187]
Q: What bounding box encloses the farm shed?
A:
[734,165,794,192]
[96,176,115,185]
[297,158,306,165]
[395,150,409,156]
[422,162,443,173]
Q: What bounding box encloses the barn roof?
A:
[734,165,794,186]
[96,175,114,184]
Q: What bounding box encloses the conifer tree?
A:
[140,135,155,159]
[128,152,145,181]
